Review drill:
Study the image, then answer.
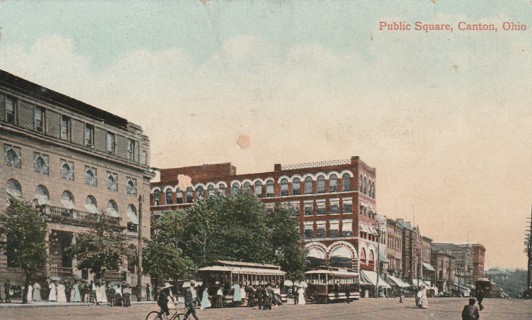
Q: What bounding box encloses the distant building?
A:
[471,243,486,280]
[386,218,404,278]
[150,156,383,273]
[431,249,456,293]
[432,243,476,287]
[0,69,154,288]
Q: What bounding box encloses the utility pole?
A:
[526,205,532,298]
[137,194,143,302]
[375,225,380,298]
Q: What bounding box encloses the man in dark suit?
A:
[184,282,200,320]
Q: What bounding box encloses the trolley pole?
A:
[137,194,143,302]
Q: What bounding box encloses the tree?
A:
[267,203,306,280]
[142,240,193,293]
[68,214,128,280]
[0,198,48,303]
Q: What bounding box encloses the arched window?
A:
[34,154,49,175]
[60,161,74,181]
[107,200,119,217]
[218,183,226,195]
[329,174,338,192]
[6,179,22,198]
[5,146,21,168]
[85,195,98,213]
[363,176,367,195]
[34,185,49,205]
[207,184,215,196]
[317,175,326,193]
[153,190,161,205]
[266,180,274,197]
[107,173,118,192]
[243,182,251,192]
[292,178,301,195]
[280,178,289,196]
[176,188,183,204]
[254,181,263,198]
[342,173,351,191]
[165,188,173,205]
[371,181,376,198]
[369,250,375,265]
[360,248,367,263]
[126,179,137,196]
[304,176,313,194]
[186,187,194,203]
[231,182,240,194]
[196,186,204,199]
[61,191,75,209]
[127,204,139,225]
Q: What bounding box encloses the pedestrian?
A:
[33,281,42,302]
[48,280,57,302]
[293,285,299,305]
[4,279,11,303]
[157,283,173,320]
[72,280,81,302]
[297,286,306,305]
[57,281,67,303]
[184,281,200,320]
[215,284,224,308]
[256,285,263,310]
[462,298,480,320]
[65,281,72,302]
[262,285,272,310]
[419,286,429,309]
[345,286,351,304]
[123,284,132,307]
[333,281,340,300]
[200,284,211,310]
[26,281,33,304]
[146,283,152,301]
[476,288,484,311]
[246,284,255,307]
[231,282,242,306]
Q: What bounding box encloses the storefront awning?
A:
[422,263,435,272]
[360,270,391,289]
[378,252,389,263]
[386,275,410,288]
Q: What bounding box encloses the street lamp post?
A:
[137,194,143,302]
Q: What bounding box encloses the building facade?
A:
[150,156,382,273]
[386,218,404,278]
[432,243,474,287]
[0,70,154,288]
[471,244,486,280]
[431,249,456,294]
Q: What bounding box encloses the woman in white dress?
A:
[72,281,81,302]
[97,283,108,304]
[57,281,67,302]
[26,283,33,303]
[48,281,57,302]
[200,285,211,310]
[297,287,306,305]
[33,282,42,301]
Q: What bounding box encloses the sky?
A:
[0,1,530,269]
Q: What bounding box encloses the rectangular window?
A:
[5,97,16,124]
[127,139,136,161]
[342,219,352,237]
[316,222,326,238]
[60,116,70,140]
[304,222,314,239]
[316,200,326,215]
[85,124,94,146]
[106,132,116,154]
[304,201,313,216]
[329,220,339,238]
[330,199,340,214]
[34,107,45,133]
[342,198,353,213]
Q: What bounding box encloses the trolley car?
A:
[305,268,360,303]
[197,260,286,306]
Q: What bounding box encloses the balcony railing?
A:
[49,266,73,278]
[39,205,121,228]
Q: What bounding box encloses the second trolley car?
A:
[305,268,360,303]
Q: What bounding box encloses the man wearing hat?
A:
[184,281,200,320]
[157,283,173,320]
[461,298,480,320]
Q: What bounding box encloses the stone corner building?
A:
[0,69,153,289]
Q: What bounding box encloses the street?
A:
[1,298,531,320]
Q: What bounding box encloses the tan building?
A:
[386,218,403,277]
[431,249,456,294]
[0,70,154,290]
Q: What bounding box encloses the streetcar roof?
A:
[197,265,286,276]
[305,270,359,277]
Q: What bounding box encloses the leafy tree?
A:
[0,198,48,303]
[267,203,306,280]
[68,214,127,280]
[142,240,194,293]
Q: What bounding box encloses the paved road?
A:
[1,298,531,320]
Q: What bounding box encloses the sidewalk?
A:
[0,299,157,308]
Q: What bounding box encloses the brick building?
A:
[0,70,154,289]
[386,218,404,278]
[150,156,382,273]
[471,243,486,280]
[432,243,474,287]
